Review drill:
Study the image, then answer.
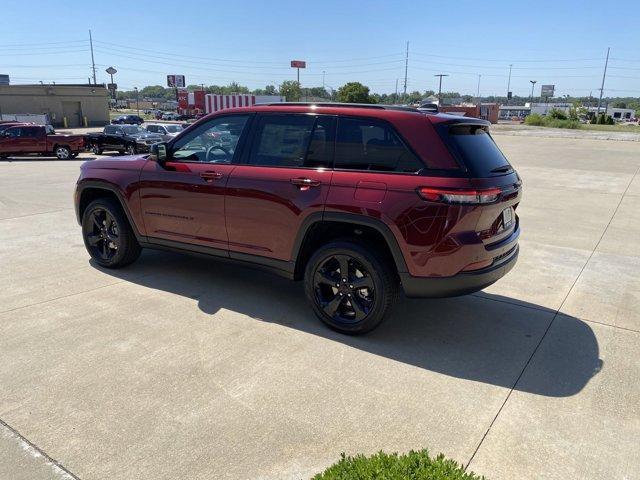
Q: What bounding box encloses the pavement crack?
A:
[0,417,82,480]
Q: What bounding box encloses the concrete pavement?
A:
[0,135,638,479]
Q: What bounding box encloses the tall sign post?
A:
[540,85,555,114]
[290,60,306,86]
[167,75,186,109]
[106,66,117,100]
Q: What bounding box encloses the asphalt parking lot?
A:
[1,133,639,480]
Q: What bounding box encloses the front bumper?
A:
[400,244,519,298]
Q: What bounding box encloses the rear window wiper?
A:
[490,165,513,173]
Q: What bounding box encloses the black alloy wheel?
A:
[82,198,141,268]
[304,240,397,334]
[85,207,120,262]
[313,254,375,324]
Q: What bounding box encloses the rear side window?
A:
[335,118,424,173]
[249,114,334,168]
[446,125,512,177]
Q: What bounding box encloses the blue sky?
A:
[2,0,639,97]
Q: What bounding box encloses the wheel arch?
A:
[292,212,408,280]
[76,181,143,241]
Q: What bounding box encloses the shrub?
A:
[597,113,607,124]
[524,113,544,126]
[544,118,580,129]
[589,115,597,124]
[568,107,579,121]
[312,450,484,480]
[606,115,615,125]
[547,108,568,120]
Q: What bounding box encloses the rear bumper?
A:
[400,244,519,298]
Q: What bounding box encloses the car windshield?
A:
[122,126,144,134]
[165,125,183,133]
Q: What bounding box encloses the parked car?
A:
[75,103,521,334]
[111,115,144,125]
[144,123,184,142]
[86,125,163,155]
[0,124,84,159]
[161,112,180,121]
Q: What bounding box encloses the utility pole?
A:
[434,74,448,105]
[89,30,97,85]
[529,80,537,103]
[134,87,139,116]
[403,41,409,99]
[395,78,399,100]
[476,74,481,103]
[506,64,513,105]
[597,47,610,114]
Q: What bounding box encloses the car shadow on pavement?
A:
[92,249,603,398]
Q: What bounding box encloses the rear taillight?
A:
[417,186,502,205]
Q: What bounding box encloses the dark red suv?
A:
[75,103,521,333]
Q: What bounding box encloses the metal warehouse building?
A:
[0,84,109,127]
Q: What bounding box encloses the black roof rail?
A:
[257,102,419,113]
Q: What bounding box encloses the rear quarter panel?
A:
[325,171,480,277]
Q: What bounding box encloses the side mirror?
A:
[149,142,167,164]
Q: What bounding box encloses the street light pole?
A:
[529,80,537,103]
[476,74,481,103]
[134,87,139,116]
[506,64,513,105]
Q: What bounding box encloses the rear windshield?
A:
[446,125,512,177]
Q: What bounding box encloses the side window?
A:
[5,128,20,138]
[172,114,250,163]
[146,125,156,133]
[104,126,114,134]
[22,127,39,137]
[115,127,124,135]
[249,114,317,167]
[335,118,424,173]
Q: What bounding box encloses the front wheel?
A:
[91,144,103,155]
[82,198,141,268]
[54,146,71,159]
[126,144,137,155]
[304,240,398,334]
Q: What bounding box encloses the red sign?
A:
[290,60,306,68]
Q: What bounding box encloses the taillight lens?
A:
[417,186,502,204]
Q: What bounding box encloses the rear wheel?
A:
[81,198,141,268]
[126,144,137,155]
[91,144,103,155]
[304,240,397,334]
[54,146,71,159]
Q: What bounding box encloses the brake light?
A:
[417,187,501,204]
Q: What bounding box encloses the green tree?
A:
[264,84,277,96]
[337,82,374,103]
[279,80,302,101]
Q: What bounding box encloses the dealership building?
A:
[0,83,109,127]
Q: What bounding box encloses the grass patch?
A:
[312,450,484,480]
[580,123,640,132]
[524,113,579,129]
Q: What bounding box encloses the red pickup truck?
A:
[0,125,85,159]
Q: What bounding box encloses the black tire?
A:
[81,198,141,268]
[54,145,71,159]
[304,240,398,334]
[0,154,8,159]
[91,144,103,155]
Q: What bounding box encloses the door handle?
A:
[290,177,321,189]
[200,171,223,182]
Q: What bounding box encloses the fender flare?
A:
[75,180,145,242]
[291,211,408,274]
